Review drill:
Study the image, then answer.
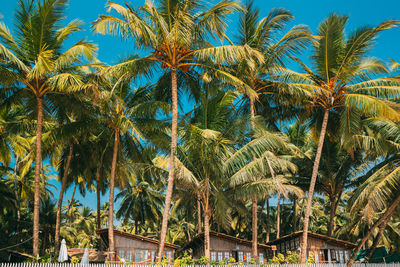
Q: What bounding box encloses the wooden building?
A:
[97,229,179,263]
[266,231,356,263]
[182,231,273,263]
[67,248,107,263]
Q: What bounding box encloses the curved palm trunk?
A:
[347,194,400,267]
[158,69,178,260]
[67,183,77,214]
[108,129,119,261]
[276,192,281,239]
[33,96,44,257]
[55,142,74,252]
[366,218,389,261]
[300,108,329,263]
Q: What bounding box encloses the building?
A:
[97,229,179,263]
[266,231,356,263]
[182,231,273,263]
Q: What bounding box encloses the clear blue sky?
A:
[2,0,399,211]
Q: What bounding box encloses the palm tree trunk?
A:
[108,129,119,261]
[366,218,389,261]
[266,198,270,243]
[249,97,259,260]
[347,194,400,267]
[33,96,44,257]
[197,195,202,234]
[204,208,211,263]
[293,196,297,232]
[55,142,74,253]
[277,192,281,239]
[67,182,77,214]
[158,68,178,260]
[300,108,329,263]
[327,194,339,237]
[13,156,20,223]
[96,167,101,231]
[96,166,102,250]
[252,197,258,261]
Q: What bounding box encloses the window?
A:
[259,253,264,263]
[135,250,141,262]
[238,251,244,262]
[295,237,300,247]
[143,250,149,261]
[225,252,230,259]
[218,252,223,262]
[126,250,132,261]
[211,252,217,262]
[166,251,172,260]
[118,250,125,260]
[345,251,349,261]
[151,251,156,263]
[246,252,251,263]
[314,250,319,263]
[331,250,337,262]
[339,250,344,263]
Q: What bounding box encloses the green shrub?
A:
[306,252,315,264]
[70,256,79,264]
[196,256,209,265]
[287,251,300,264]
[272,253,285,264]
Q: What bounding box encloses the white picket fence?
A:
[1,264,400,267]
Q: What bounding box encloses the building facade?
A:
[97,229,179,263]
[182,231,273,263]
[266,231,356,263]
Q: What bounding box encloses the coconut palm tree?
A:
[84,65,168,260]
[225,116,303,260]
[92,0,265,257]
[273,14,400,262]
[228,2,310,257]
[345,118,400,266]
[0,0,97,255]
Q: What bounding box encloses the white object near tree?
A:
[58,239,68,262]
[80,248,89,265]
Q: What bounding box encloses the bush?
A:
[271,253,286,264]
[70,256,79,264]
[287,251,300,264]
[306,252,315,264]
[196,256,209,265]
[173,252,194,266]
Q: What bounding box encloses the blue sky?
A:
[2,0,400,211]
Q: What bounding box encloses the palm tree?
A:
[92,0,265,258]
[274,14,400,262]
[226,116,303,260]
[85,65,167,260]
[230,2,310,257]
[0,0,96,255]
[345,118,400,266]
[116,177,164,233]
